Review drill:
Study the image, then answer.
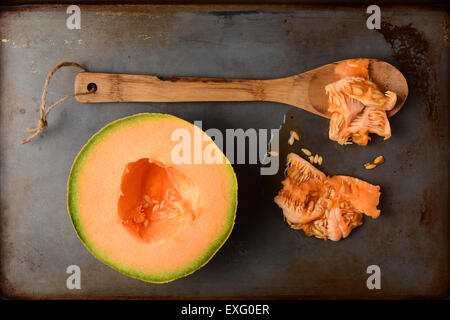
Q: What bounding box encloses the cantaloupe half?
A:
[67,113,237,283]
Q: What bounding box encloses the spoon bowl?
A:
[265,58,408,118]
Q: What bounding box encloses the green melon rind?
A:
[67,113,237,283]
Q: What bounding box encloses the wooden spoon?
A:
[75,59,408,118]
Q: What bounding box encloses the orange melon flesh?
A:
[274,153,381,241]
[118,158,199,244]
[335,58,369,79]
[68,114,237,283]
[327,59,397,146]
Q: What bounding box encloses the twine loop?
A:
[21,61,95,144]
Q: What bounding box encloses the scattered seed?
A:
[152,204,159,212]
[288,135,295,145]
[268,151,279,157]
[314,154,319,164]
[309,156,314,164]
[288,130,300,146]
[318,156,323,166]
[340,185,345,193]
[143,202,149,208]
[365,163,377,170]
[373,155,385,165]
[347,62,359,68]
[302,148,312,156]
[144,194,151,203]
[340,202,345,209]
[143,220,149,227]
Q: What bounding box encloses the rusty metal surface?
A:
[0,5,448,299]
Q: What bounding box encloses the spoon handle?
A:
[75,72,268,103]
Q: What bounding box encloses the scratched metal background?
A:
[0,5,448,299]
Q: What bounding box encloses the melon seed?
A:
[365,163,377,170]
[314,154,319,164]
[133,213,145,223]
[352,86,363,95]
[288,134,295,145]
[373,155,385,165]
[302,148,312,156]
[372,92,383,99]
[288,130,300,146]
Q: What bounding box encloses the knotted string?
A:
[21,61,95,144]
